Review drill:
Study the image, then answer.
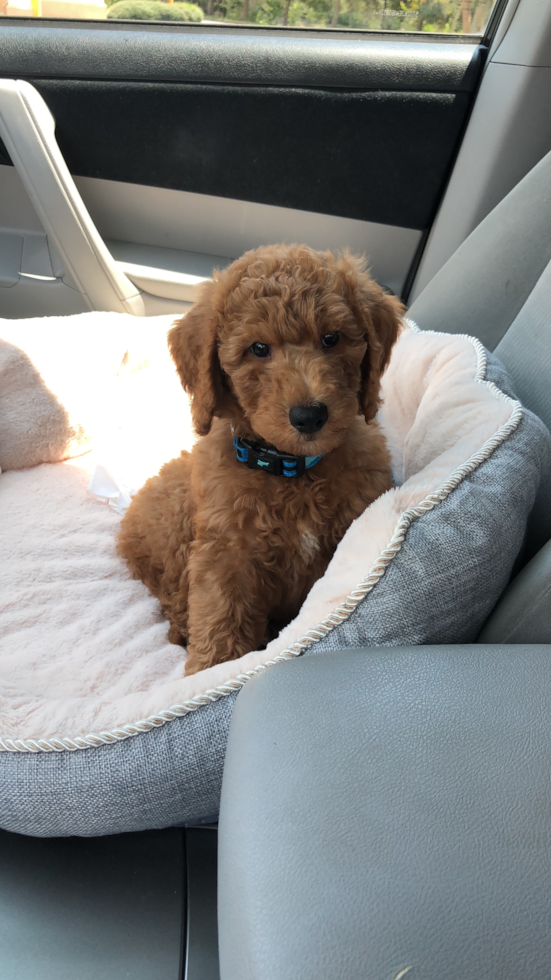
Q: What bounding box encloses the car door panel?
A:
[0,27,482,89]
[76,173,422,295]
[31,80,471,231]
[0,27,485,314]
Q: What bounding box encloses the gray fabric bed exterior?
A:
[311,355,549,653]
[0,352,549,837]
[0,695,237,837]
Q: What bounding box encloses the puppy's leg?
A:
[184,539,271,675]
[117,452,195,643]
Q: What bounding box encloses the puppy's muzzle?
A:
[289,403,328,434]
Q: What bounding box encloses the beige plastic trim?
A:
[0,80,144,315]
[118,260,210,303]
[77,175,422,298]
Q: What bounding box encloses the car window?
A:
[1,0,501,34]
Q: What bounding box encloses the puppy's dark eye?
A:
[250,342,271,358]
[322,332,340,348]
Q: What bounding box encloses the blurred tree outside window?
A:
[0,0,498,34]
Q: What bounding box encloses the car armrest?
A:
[218,645,551,980]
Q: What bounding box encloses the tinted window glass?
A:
[1,0,500,33]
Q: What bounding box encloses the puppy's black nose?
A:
[289,404,328,434]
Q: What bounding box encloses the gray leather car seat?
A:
[409,147,551,637]
[219,647,551,980]
[409,144,551,643]
[218,147,551,980]
[409,146,551,562]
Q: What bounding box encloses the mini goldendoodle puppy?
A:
[118,244,403,676]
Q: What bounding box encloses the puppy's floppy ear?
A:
[337,252,403,423]
[359,288,403,422]
[168,280,224,436]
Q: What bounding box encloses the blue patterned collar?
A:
[233,436,322,478]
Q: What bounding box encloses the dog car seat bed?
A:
[0,314,549,837]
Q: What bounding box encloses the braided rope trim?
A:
[0,326,523,754]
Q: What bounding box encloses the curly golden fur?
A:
[118,244,403,675]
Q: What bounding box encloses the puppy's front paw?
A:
[184,644,236,676]
[184,647,215,676]
[168,623,186,646]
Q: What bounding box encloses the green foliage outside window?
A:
[197,0,495,32]
[107,0,203,17]
[103,0,495,31]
